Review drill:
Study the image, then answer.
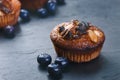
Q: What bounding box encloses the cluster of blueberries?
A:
[37,53,69,78]
[20,0,65,22]
[0,0,65,38]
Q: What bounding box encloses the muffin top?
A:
[0,0,13,16]
[50,20,105,50]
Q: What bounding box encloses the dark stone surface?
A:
[0,0,120,80]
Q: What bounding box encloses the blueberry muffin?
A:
[50,20,105,63]
[0,0,21,28]
[20,0,48,10]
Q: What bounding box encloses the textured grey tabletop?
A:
[0,0,120,80]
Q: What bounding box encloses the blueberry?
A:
[59,26,65,33]
[76,21,89,34]
[48,63,62,77]
[47,1,57,14]
[55,57,69,70]
[76,26,86,34]
[37,8,48,18]
[81,21,89,28]
[37,53,52,66]
[56,0,65,5]
[3,25,15,38]
[20,9,30,22]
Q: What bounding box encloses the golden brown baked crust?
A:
[20,0,48,10]
[54,44,102,62]
[50,20,105,51]
[50,20,105,63]
[0,0,21,28]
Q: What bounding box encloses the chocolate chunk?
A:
[59,26,65,33]
[0,3,11,14]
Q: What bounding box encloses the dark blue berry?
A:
[55,57,69,70]
[20,9,30,22]
[37,54,52,66]
[76,21,89,34]
[37,8,48,18]
[3,25,15,38]
[56,0,65,5]
[47,1,57,14]
[48,63,62,77]
[59,26,65,33]
[81,21,89,28]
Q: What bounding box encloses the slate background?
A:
[0,0,120,80]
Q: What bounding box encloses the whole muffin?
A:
[50,20,105,63]
[0,0,21,28]
[20,0,48,10]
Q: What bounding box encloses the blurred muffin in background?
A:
[20,0,48,10]
[0,0,21,28]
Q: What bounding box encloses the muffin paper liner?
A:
[54,44,103,63]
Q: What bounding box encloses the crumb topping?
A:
[58,20,90,40]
